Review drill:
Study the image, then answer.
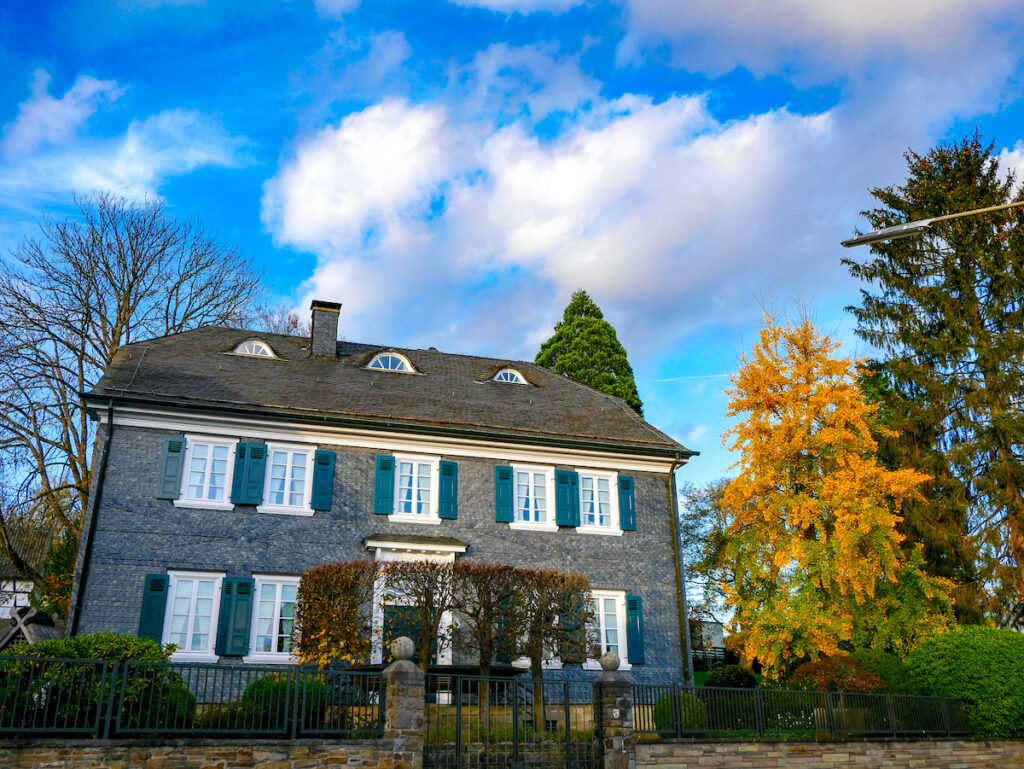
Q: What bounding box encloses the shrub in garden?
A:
[652,692,707,733]
[850,648,917,694]
[237,673,328,730]
[705,664,758,689]
[788,655,884,693]
[1,633,194,732]
[293,560,376,667]
[905,626,1024,738]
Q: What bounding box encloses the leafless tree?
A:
[0,192,262,583]
[253,303,310,337]
[380,560,455,671]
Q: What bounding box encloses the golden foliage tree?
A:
[720,314,954,679]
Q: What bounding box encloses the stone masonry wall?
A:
[0,739,396,768]
[636,739,1024,768]
[76,424,685,682]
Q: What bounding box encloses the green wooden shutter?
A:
[215,577,255,656]
[230,443,267,505]
[311,449,336,511]
[555,470,579,527]
[494,465,514,522]
[439,460,458,520]
[156,438,186,500]
[374,455,395,515]
[618,476,636,531]
[625,594,645,665]
[138,574,169,642]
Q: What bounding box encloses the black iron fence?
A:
[424,673,601,769]
[0,655,383,739]
[632,683,971,740]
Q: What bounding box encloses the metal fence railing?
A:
[0,655,383,739]
[632,683,971,740]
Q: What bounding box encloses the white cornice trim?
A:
[100,406,683,473]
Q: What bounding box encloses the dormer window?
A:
[493,368,527,384]
[367,352,414,372]
[233,340,275,358]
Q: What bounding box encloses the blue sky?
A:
[3,0,1024,486]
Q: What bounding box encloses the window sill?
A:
[169,651,219,663]
[584,658,631,671]
[173,499,234,511]
[244,653,298,664]
[256,504,314,516]
[577,526,623,537]
[388,513,442,525]
[509,521,558,532]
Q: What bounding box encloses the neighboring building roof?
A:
[86,328,693,458]
[0,524,53,580]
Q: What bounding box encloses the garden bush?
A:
[788,654,884,693]
[905,626,1024,738]
[0,633,194,733]
[236,672,328,730]
[705,664,758,689]
[652,691,707,733]
[850,648,917,694]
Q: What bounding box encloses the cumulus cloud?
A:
[1,70,124,161]
[618,0,1024,83]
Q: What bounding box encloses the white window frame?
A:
[244,575,301,664]
[576,469,622,536]
[257,442,314,516]
[389,454,441,525]
[366,351,416,373]
[175,435,238,511]
[163,570,224,662]
[583,589,630,671]
[232,339,276,358]
[509,464,556,532]
[493,368,527,384]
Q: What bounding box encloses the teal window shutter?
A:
[138,574,169,642]
[555,470,580,526]
[215,577,255,656]
[439,460,458,519]
[626,594,645,664]
[618,476,636,531]
[311,449,336,511]
[156,438,186,500]
[374,455,395,515]
[230,443,267,505]
[494,465,513,522]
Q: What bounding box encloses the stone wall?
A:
[0,739,397,768]
[636,738,1024,768]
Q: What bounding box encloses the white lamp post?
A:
[841,200,1024,247]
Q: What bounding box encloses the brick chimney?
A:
[309,300,341,357]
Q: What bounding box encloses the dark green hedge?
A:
[850,648,918,695]
[905,626,1024,738]
[705,664,758,689]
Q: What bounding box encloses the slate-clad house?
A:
[69,301,695,681]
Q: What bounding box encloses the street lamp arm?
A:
[841,199,1024,248]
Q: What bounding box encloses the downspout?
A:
[668,455,696,686]
[69,400,114,636]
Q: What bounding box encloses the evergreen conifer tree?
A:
[535,290,643,415]
[844,134,1024,627]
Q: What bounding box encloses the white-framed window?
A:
[584,590,630,670]
[367,352,415,372]
[391,454,440,524]
[257,443,314,515]
[577,469,622,536]
[245,576,300,663]
[164,571,224,661]
[176,436,238,511]
[510,465,556,531]
[232,339,275,358]
[493,368,527,384]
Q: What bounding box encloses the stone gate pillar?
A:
[383,636,425,769]
[593,652,634,769]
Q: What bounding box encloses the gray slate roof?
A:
[87,328,691,458]
[0,524,53,580]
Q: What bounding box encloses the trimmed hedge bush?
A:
[236,673,328,730]
[850,648,917,695]
[652,692,707,733]
[705,664,758,689]
[906,626,1024,738]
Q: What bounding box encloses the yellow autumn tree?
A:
[720,314,954,680]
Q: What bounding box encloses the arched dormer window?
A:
[233,339,275,358]
[493,368,527,384]
[366,352,414,373]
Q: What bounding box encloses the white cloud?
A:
[619,0,1024,82]
[999,141,1024,192]
[1,70,124,161]
[448,0,583,12]
[0,108,246,204]
[313,0,359,18]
